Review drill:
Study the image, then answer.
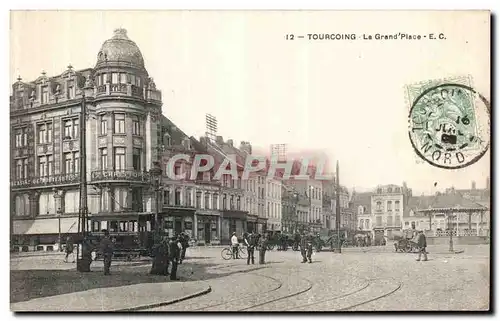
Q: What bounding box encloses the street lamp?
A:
[149,161,163,239]
[448,213,454,253]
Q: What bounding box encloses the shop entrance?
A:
[204,223,211,244]
[175,220,182,235]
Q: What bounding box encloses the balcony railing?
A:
[91,170,151,183]
[11,173,80,188]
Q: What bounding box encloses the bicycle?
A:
[221,244,248,260]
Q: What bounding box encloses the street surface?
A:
[11,244,490,311]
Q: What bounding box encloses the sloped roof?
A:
[351,192,372,214]
[415,192,487,213]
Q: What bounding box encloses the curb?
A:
[117,284,212,311]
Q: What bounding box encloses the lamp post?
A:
[57,208,62,251]
[335,161,341,253]
[448,212,454,253]
[149,161,163,239]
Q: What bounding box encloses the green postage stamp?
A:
[406,76,490,169]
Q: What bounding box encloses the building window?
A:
[40,155,54,177]
[38,124,46,144]
[120,73,127,84]
[376,201,382,211]
[112,73,119,84]
[114,147,126,171]
[395,201,400,212]
[387,216,393,226]
[204,193,210,209]
[230,195,234,210]
[41,86,49,104]
[14,128,28,148]
[63,152,79,174]
[100,115,107,135]
[132,148,141,171]
[387,201,392,212]
[114,113,125,134]
[101,188,109,212]
[196,192,201,208]
[132,116,140,136]
[100,148,108,170]
[14,194,30,217]
[185,189,192,207]
[212,194,218,210]
[395,216,401,227]
[237,196,241,210]
[175,190,181,206]
[376,216,382,226]
[163,190,170,205]
[223,194,227,210]
[388,187,392,193]
[15,159,23,179]
[63,119,79,139]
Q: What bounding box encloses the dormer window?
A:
[183,137,191,149]
[41,86,49,104]
[67,80,75,99]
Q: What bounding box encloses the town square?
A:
[9,11,491,312]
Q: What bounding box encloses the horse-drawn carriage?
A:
[393,229,419,253]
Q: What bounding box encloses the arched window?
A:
[64,190,80,213]
[15,194,30,216]
[39,192,56,215]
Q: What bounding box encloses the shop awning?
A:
[246,214,258,222]
[222,210,248,219]
[13,217,79,235]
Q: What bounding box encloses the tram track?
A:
[192,272,285,311]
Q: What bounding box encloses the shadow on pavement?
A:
[11,260,265,304]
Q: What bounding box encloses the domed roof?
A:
[95,28,145,69]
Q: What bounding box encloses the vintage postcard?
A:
[9,10,490,312]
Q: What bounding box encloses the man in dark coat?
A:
[169,235,181,280]
[244,232,257,265]
[179,232,189,264]
[416,230,428,261]
[64,236,75,263]
[258,233,268,264]
[300,233,313,263]
[100,230,114,275]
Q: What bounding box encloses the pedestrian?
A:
[416,230,428,262]
[231,232,240,259]
[258,233,268,264]
[162,236,170,275]
[179,232,189,264]
[169,235,181,281]
[100,230,114,275]
[300,233,313,263]
[64,236,75,263]
[244,232,257,265]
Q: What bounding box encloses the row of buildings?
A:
[10,28,490,251]
[10,29,355,251]
[352,180,491,241]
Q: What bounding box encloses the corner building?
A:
[10,29,163,251]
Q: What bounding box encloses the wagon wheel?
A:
[221,248,232,260]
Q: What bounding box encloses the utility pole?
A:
[335,160,341,253]
[77,92,92,272]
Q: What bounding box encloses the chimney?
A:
[216,136,224,145]
[471,181,476,190]
[227,139,233,147]
[239,141,252,154]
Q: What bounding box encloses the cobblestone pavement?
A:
[11,244,490,311]
[146,244,490,311]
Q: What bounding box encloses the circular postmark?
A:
[408,83,490,169]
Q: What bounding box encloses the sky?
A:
[8,10,491,195]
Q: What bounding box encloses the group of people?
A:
[149,232,190,280]
[230,231,316,265]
